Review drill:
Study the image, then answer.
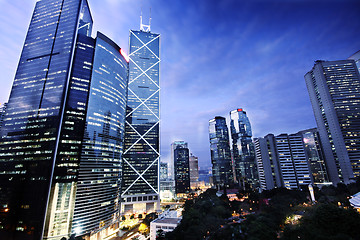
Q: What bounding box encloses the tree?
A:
[281,203,360,240]
[156,229,166,240]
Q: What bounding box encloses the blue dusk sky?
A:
[0,0,359,169]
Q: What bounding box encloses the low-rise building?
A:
[150,211,181,240]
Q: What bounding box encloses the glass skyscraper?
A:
[173,143,190,194]
[298,128,330,184]
[121,27,160,214]
[229,109,258,188]
[0,1,129,239]
[0,103,7,132]
[305,60,360,184]
[209,116,233,186]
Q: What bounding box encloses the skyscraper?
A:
[230,109,258,188]
[0,1,129,239]
[299,128,330,184]
[0,103,7,132]
[170,141,188,180]
[254,134,282,190]
[68,31,128,238]
[254,133,313,190]
[209,116,233,186]
[305,60,360,184]
[160,162,169,180]
[121,22,160,214]
[189,153,199,184]
[173,143,190,194]
[349,50,360,72]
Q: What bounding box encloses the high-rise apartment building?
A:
[230,109,258,188]
[173,143,190,194]
[209,116,233,186]
[254,133,313,190]
[121,23,160,214]
[0,1,129,239]
[305,60,360,184]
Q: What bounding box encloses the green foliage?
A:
[281,203,360,240]
[165,189,232,240]
[240,188,307,240]
[143,212,157,227]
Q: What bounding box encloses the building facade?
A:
[160,162,168,180]
[229,109,258,188]
[189,153,199,186]
[298,128,330,184]
[305,60,360,184]
[170,141,188,181]
[0,1,129,239]
[0,103,6,132]
[173,143,190,194]
[254,133,313,190]
[209,116,233,186]
[254,134,283,190]
[349,50,360,72]
[121,27,160,214]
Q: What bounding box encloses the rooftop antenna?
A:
[140,7,151,32]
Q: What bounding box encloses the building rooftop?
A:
[350,192,360,208]
[153,217,181,225]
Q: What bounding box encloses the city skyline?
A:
[1,0,360,168]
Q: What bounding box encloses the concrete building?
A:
[305,60,360,184]
[149,211,181,240]
[189,153,199,189]
[254,133,312,190]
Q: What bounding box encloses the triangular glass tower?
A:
[121,26,160,214]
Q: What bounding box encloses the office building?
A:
[121,21,160,214]
[68,32,128,239]
[230,109,258,188]
[173,143,190,194]
[189,153,199,184]
[160,162,169,180]
[0,103,6,132]
[170,141,187,180]
[254,134,283,190]
[0,1,129,239]
[298,128,330,184]
[209,116,233,186]
[349,50,360,72]
[159,180,175,201]
[305,60,360,184]
[150,211,181,240]
[254,133,312,190]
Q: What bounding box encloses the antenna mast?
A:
[140,8,151,32]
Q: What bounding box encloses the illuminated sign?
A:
[120,49,129,63]
[237,108,243,112]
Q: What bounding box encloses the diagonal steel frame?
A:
[129,31,160,60]
[126,88,160,120]
[128,59,160,85]
[123,120,160,156]
[121,156,159,195]
[130,59,160,89]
